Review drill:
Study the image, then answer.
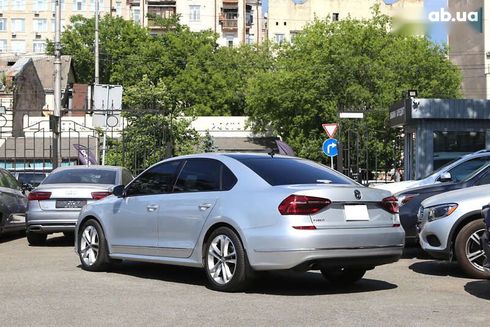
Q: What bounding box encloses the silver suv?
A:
[418,184,490,278]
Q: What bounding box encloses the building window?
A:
[51,19,65,33]
[290,30,299,43]
[0,40,6,53]
[0,0,8,11]
[433,131,486,170]
[132,7,141,24]
[90,0,104,11]
[73,0,85,11]
[34,0,47,11]
[332,13,339,21]
[227,39,233,47]
[115,1,122,16]
[12,0,24,10]
[33,19,48,33]
[274,33,285,44]
[33,41,46,53]
[11,19,25,33]
[0,19,6,31]
[189,5,200,22]
[51,0,65,11]
[11,40,26,53]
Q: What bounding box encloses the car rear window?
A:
[236,157,355,186]
[42,169,117,185]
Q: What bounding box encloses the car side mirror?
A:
[438,172,452,183]
[111,185,125,198]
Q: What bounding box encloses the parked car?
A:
[26,165,133,246]
[0,169,27,236]
[75,153,404,292]
[482,204,490,272]
[373,149,490,194]
[397,162,490,244]
[418,184,490,278]
[13,171,49,190]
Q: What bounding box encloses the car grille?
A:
[417,206,425,223]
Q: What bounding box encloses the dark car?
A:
[13,171,49,189]
[0,169,28,235]
[482,204,490,272]
[397,162,490,244]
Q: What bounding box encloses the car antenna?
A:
[268,149,275,158]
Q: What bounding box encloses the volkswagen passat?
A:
[26,166,133,246]
[75,154,404,291]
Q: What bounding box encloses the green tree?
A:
[246,10,462,169]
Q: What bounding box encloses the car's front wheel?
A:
[454,219,490,279]
[78,219,110,272]
[204,227,250,292]
[26,232,46,246]
[320,267,367,285]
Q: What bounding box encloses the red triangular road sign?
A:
[322,123,338,138]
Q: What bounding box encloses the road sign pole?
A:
[330,156,333,169]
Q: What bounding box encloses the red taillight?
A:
[28,191,51,201]
[278,195,331,215]
[292,225,317,230]
[382,196,399,214]
[91,192,112,200]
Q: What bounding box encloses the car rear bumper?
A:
[26,209,80,234]
[246,226,405,270]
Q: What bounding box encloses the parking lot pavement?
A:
[0,234,489,327]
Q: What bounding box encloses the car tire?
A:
[454,219,490,279]
[26,232,47,246]
[204,227,250,292]
[320,267,366,285]
[78,219,110,272]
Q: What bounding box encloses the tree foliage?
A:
[245,10,462,168]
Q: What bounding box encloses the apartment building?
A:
[128,0,265,46]
[0,0,131,55]
[268,0,423,44]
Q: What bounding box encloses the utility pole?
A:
[53,0,62,169]
[95,0,100,84]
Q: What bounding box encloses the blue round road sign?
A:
[323,138,338,157]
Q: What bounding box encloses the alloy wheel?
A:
[80,225,100,266]
[465,228,486,271]
[207,235,237,285]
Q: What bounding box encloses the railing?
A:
[221,19,238,30]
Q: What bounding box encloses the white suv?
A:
[417,184,490,278]
[374,149,490,194]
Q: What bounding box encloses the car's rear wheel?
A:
[26,232,47,246]
[454,219,490,279]
[320,267,366,285]
[78,219,110,272]
[204,227,250,292]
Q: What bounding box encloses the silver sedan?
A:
[75,154,404,291]
[26,165,133,246]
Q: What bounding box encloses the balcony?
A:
[221,19,238,31]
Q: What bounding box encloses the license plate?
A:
[56,200,86,209]
[344,205,370,221]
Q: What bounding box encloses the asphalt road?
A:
[0,233,489,327]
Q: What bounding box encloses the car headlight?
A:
[427,203,458,222]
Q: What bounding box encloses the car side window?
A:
[121,169,133,186]
[448,158,490,182]
[1,171,20,190]
[173,159,222,193]
[125,160,181,196]
[476,172,490,186]
[221,164,237,191]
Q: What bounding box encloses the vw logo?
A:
[354,190,362,200]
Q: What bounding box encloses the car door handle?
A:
[147,204,159,212]
[198,203,212,211]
